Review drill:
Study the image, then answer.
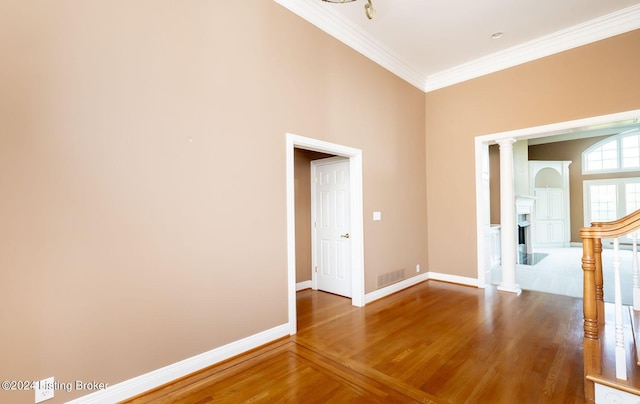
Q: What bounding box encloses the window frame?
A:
[582,130,640,175]
[583,177,640,230]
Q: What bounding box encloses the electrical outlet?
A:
[35,377,54,403]
[416,264,420,273]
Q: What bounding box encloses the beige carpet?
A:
[491,246,635,304]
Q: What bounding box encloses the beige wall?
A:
[0,1,427,403]
[489,144,501,224]
[425,29,640,278]
[4,2,638,401]
[514,140,530,196]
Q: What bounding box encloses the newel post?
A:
[582,236,600,403]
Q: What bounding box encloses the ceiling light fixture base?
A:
[322,0,375,20]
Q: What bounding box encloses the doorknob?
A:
[341,233,350,239]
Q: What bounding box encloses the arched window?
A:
[582,128,640,232]
[583,129,640,173]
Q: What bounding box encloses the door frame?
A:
[474,109,640,286]
[286,133,365,335]
[311,156,351,294]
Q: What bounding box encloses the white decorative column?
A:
[497,138,521,295]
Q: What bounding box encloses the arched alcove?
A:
[534,167,563,188]
[529,161,572,248]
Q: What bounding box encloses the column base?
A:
[497,284,522,295]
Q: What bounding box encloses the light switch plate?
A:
[373,212,381,221]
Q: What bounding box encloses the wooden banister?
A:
[581,209,640,402]
[582,209,640,239]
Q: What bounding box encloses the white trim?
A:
[272,0,425,90]
[496,139,521,295]
[65,324,289,404]
[427,272,479,288]
[581,129,640,175]
[424,4,640,92]
[365,273,430,304]
[474,109,640,287]
[594,382,640,403]
[364,272,480,305]
[475,139,490,288]
[296,280,312,291]
[273,1,640,92]
[476,110,640,144]
[286,133,366,336]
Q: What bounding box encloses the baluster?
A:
[633,232,640,311]
[613,237,627,380]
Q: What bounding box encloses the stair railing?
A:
[581,209,640,402]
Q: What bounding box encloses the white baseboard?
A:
[364,271,480,304]
[365,273,430,304]
[296,280,312,291]
[66,324,290,404]
[69,271,478,403]
[595,382,640,403]
[427,272,479,287]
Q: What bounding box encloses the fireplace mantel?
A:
[516,195,536,214]
[515,196,535,262]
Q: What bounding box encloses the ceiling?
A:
[274,0,640,92]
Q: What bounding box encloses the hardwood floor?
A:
[122,281,586,403]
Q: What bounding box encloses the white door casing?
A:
[312,157,352,297]
[286,133,365,336]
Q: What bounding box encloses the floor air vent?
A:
[377,269,405,289]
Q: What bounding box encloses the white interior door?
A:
[312,157,352,298]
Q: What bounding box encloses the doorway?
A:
[286,133,365,335]
[475,109,640,286]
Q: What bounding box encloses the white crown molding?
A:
[424,3,640,92]
[273,0,426,90]
[274,1,640,93]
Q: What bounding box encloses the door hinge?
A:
[314,266,318,273]
[314,220,317,228]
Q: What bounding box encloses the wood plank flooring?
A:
[122,281,587,403]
